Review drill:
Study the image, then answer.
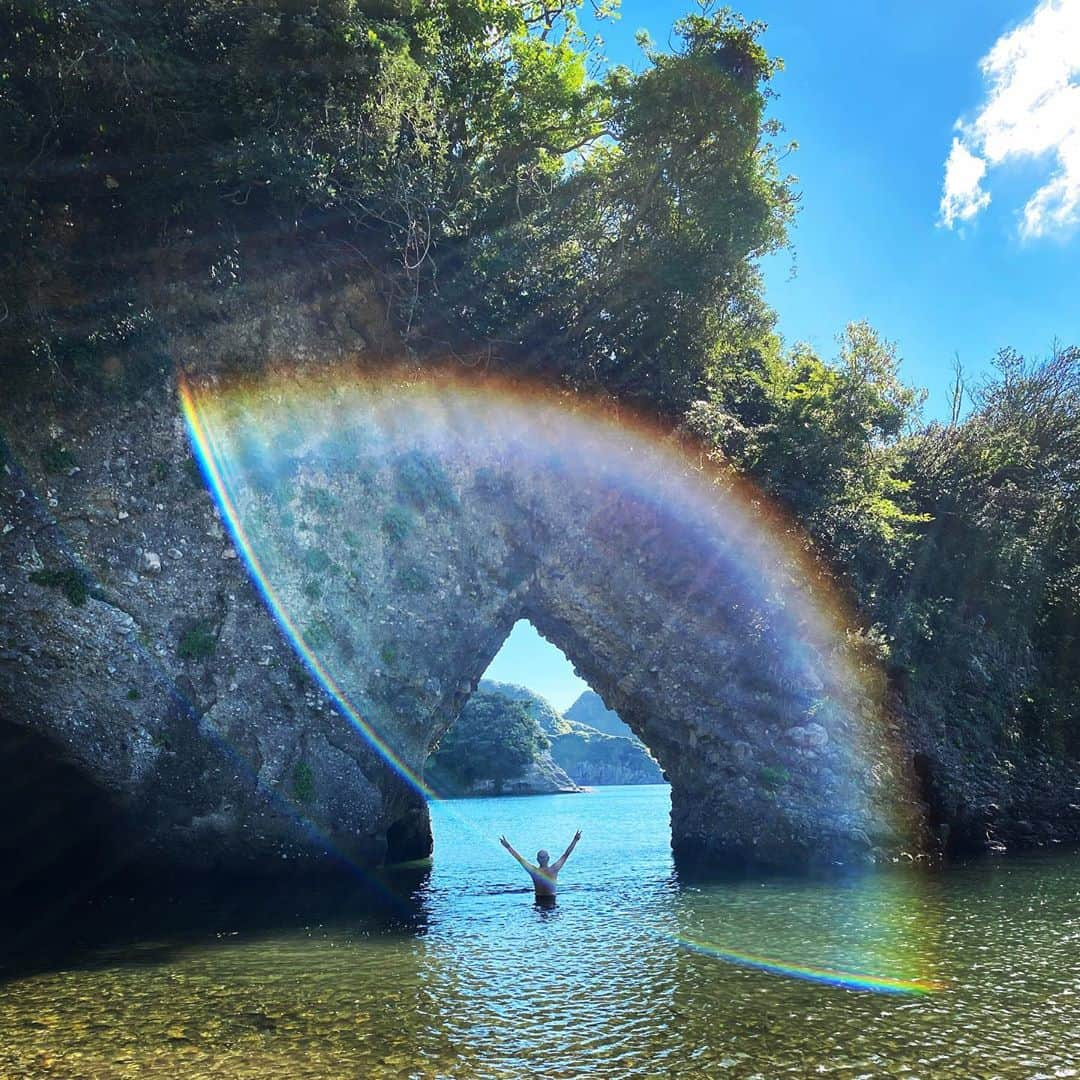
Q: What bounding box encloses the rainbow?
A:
[673,935,944,995]
[181,374,435,799]
[179,365,920,837]
[178,363,939,994]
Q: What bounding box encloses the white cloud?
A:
[941,137,992,226]
[939,0,1080,238]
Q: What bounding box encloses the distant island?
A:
[424,683,664,796]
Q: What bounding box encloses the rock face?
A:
[549,727,665,787]
[1,340,927,880]
[435,755,580,798]
[0,388,414,878]
[510,757,580,795]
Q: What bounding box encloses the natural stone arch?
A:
[1,370,920,882]
[185,372,918,870]
[383,475,882,868]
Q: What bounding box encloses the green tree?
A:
[431,7,796,412]
[0,0,614,370]
[426,689,550,792]
[688,321,926,596]
[3,3,797,417]
[894,347,1080,757]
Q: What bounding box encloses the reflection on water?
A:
[2,785,1079,1078]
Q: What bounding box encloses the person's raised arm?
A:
[552,829,581,871]
[500,835,531,869]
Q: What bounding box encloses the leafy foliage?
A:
[41,441,77,474]
[292,760,316,805]
[692,334,1080,762]
[443,9,795,411]
[1,0,617,365]
[758,764,790,789]
[890,348,1080,757]
[303,618,333,651]
[548,724,664,785]
[396,563,432,593]
[177,619,217,660]
[382,505,414,542]
[689,321,927,596]
[1,1,791,417]
[29,567,90,606]
[426,689,550,793]
[394,451,458,511]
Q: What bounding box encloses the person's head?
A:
[536,849,550,867]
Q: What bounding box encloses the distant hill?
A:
[479,679,571,736]
[480,682,664,787]
[565,691,635,739]
[546,725,665,787]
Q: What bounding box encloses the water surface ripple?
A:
[2,786,1079,1078]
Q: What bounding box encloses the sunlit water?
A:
[2,785,1079,1078]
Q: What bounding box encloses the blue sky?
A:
[590,0,1080,417]
[483,620,590,712]
[485,0,1080,706]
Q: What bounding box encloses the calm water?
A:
[2,785,1079,1078]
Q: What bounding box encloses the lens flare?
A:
[182,378,435,800]
[177,363,941,994]
[673,936,944,994]
[620,866,945,996]
[179,364,923,854]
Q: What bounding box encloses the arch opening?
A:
[422,618,666,801]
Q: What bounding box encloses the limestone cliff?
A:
[1,279,927,879]
[0,378,418,878]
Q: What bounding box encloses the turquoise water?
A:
[2,785,1080,1078]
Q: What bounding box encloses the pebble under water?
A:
[2,785,1079,1078]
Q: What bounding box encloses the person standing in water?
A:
[500,830,581,899]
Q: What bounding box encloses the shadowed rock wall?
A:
[0,388,410,880]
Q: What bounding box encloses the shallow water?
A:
[2,785,1079,1078]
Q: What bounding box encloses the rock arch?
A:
[1,372,920,883]
[185,373,917,870]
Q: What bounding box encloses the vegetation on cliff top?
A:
[1,0,790,413]
[693,330,1080,763]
